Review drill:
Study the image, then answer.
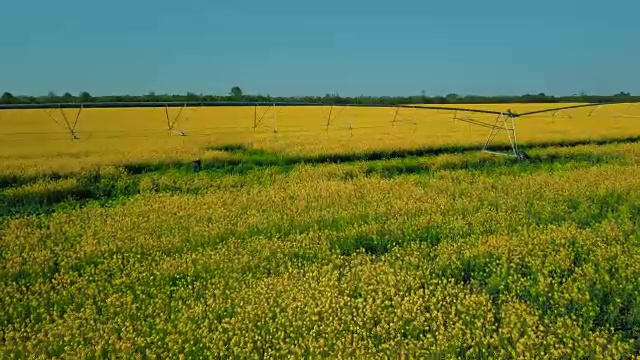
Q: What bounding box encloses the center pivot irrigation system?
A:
[1,101,638,160]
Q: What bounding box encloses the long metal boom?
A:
[515,101,636,117]
[0,101,507,116]
[2,100,638,118]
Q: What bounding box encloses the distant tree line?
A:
[1,87,638,106]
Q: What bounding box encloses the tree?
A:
[186,92,200,101]
[79,91,92,102]
[1,92,15,104]
[445,93,460,103]
[62,92,74,102]
[47,91,58,102]
[230,86,243,99]
[142,92,157,102]
[433,96,447,104]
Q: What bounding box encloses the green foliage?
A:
[230,86,243,99]
[2,89,638,105]
[78,91,92,102]
[1,92,15,103]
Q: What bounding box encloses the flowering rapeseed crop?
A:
[1,104,640,357]
[1,103,639,174]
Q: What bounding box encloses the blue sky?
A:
[1,0,639,97]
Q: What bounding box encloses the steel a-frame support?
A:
[253,103,280,133]
[482,111,526,160]
[45,105,83,140]
[325,105,346,133]
[165,103,187,136]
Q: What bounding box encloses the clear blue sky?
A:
[1,0,639,97]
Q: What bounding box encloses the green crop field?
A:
[1,104,640,358]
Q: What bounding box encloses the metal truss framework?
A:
[45,105,84,140]
[1,101,638,160]
[482,112,520,159]
[165,104,187,136]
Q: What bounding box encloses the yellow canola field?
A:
[1,103,639,174]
